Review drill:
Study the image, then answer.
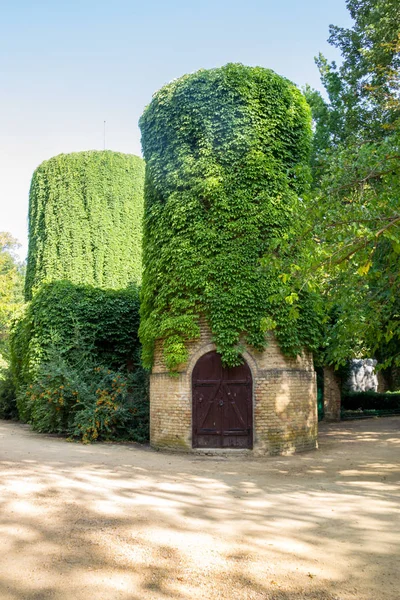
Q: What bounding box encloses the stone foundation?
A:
[150,322,318,456]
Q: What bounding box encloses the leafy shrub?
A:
[341,391,400,411]
[70,367,148,443]
[19,352,149,442]
[0,232,25,419]
[11,281,141,390]
[11,281,149,440]
[20,351,84,433]
[139,63,320,371]
[0,368,18,419]
[25,151,145,300]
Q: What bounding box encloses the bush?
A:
[70,367,148,443]
[20,352,84,433]
[0,369,18,419]
[11,281,142,390]
[19,352,149,442]
[341,391,400,411]
[11,281,149,440]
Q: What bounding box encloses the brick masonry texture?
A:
[150,320,318,456]
[323,366,341,422]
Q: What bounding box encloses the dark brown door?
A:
[192,351,253,449]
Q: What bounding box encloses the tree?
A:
[0,232,24,365]
[301,0,400,367]
[0,233,24,418]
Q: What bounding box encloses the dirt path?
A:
[0,418,399,600]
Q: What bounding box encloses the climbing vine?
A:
[25,151,145,299]
[12,280,142,388]
[11,280,148,429]
[139,63,321,371]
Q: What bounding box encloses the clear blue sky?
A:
[1,0,353,260]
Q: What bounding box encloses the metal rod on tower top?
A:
[103,121,106,150]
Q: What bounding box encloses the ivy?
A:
[10,281,147,422]
[25,151,145,300]
[139,63,321,371]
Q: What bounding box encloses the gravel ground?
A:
[0,417,399,600]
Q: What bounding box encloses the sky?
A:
[1,0,353,260]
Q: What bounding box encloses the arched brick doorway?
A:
[192,351,253,449]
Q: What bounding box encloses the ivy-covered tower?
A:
[140,64,318,455]
[25,150,145,299]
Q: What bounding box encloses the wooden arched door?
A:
[192,351,253,449]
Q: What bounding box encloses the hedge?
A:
[341,391,400,411]
[10,281,148,426]
[25,151,145,300]
[139,63,320,371]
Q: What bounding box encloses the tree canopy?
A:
[0,232,24,369]
[302,0,400,367]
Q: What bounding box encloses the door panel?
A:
[192,351,252,448]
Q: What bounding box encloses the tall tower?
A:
[25,150,145,299]
[140,64,318,455]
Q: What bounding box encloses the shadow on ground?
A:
[0,417,399,600]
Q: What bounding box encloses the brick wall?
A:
[323,366,341,422]
[150,321,318,455]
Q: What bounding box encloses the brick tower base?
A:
[150,321,317,456]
